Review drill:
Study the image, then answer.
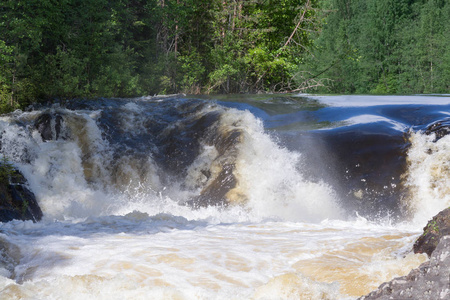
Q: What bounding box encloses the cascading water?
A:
[404,128,450,226]
[0,94,449,299]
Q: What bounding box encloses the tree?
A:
[300,0,450,95]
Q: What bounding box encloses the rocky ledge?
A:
[359,208,450,300]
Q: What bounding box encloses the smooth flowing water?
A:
[1,94,449,299]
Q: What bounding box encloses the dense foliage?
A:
[1,0,449,113]
[0,0,318,112]
[301,0,450,94]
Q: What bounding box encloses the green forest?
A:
[1,0,449,113]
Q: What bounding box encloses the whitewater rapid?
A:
[1,94,449,299]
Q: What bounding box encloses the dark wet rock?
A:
[359,235,450,300]
[425,118,450,141]
[0,167,43,223]
[413,207,450,257]
[34,112,64,141]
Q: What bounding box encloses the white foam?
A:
[0,218,424,299]
[218,109,342,222]
[404,132,450,226]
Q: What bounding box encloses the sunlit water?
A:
[1,94,449,299]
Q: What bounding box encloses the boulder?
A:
[0,166,42,223]
[413,207,450,257]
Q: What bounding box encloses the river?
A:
[1,94,449,299]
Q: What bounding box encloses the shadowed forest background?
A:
[1,0,449,113]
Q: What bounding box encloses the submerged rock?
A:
[425,118,450,141]
[413,207,450,257]
[34,112,64,141]
[0,166,42,223]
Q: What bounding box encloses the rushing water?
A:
[1,94,449,299]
